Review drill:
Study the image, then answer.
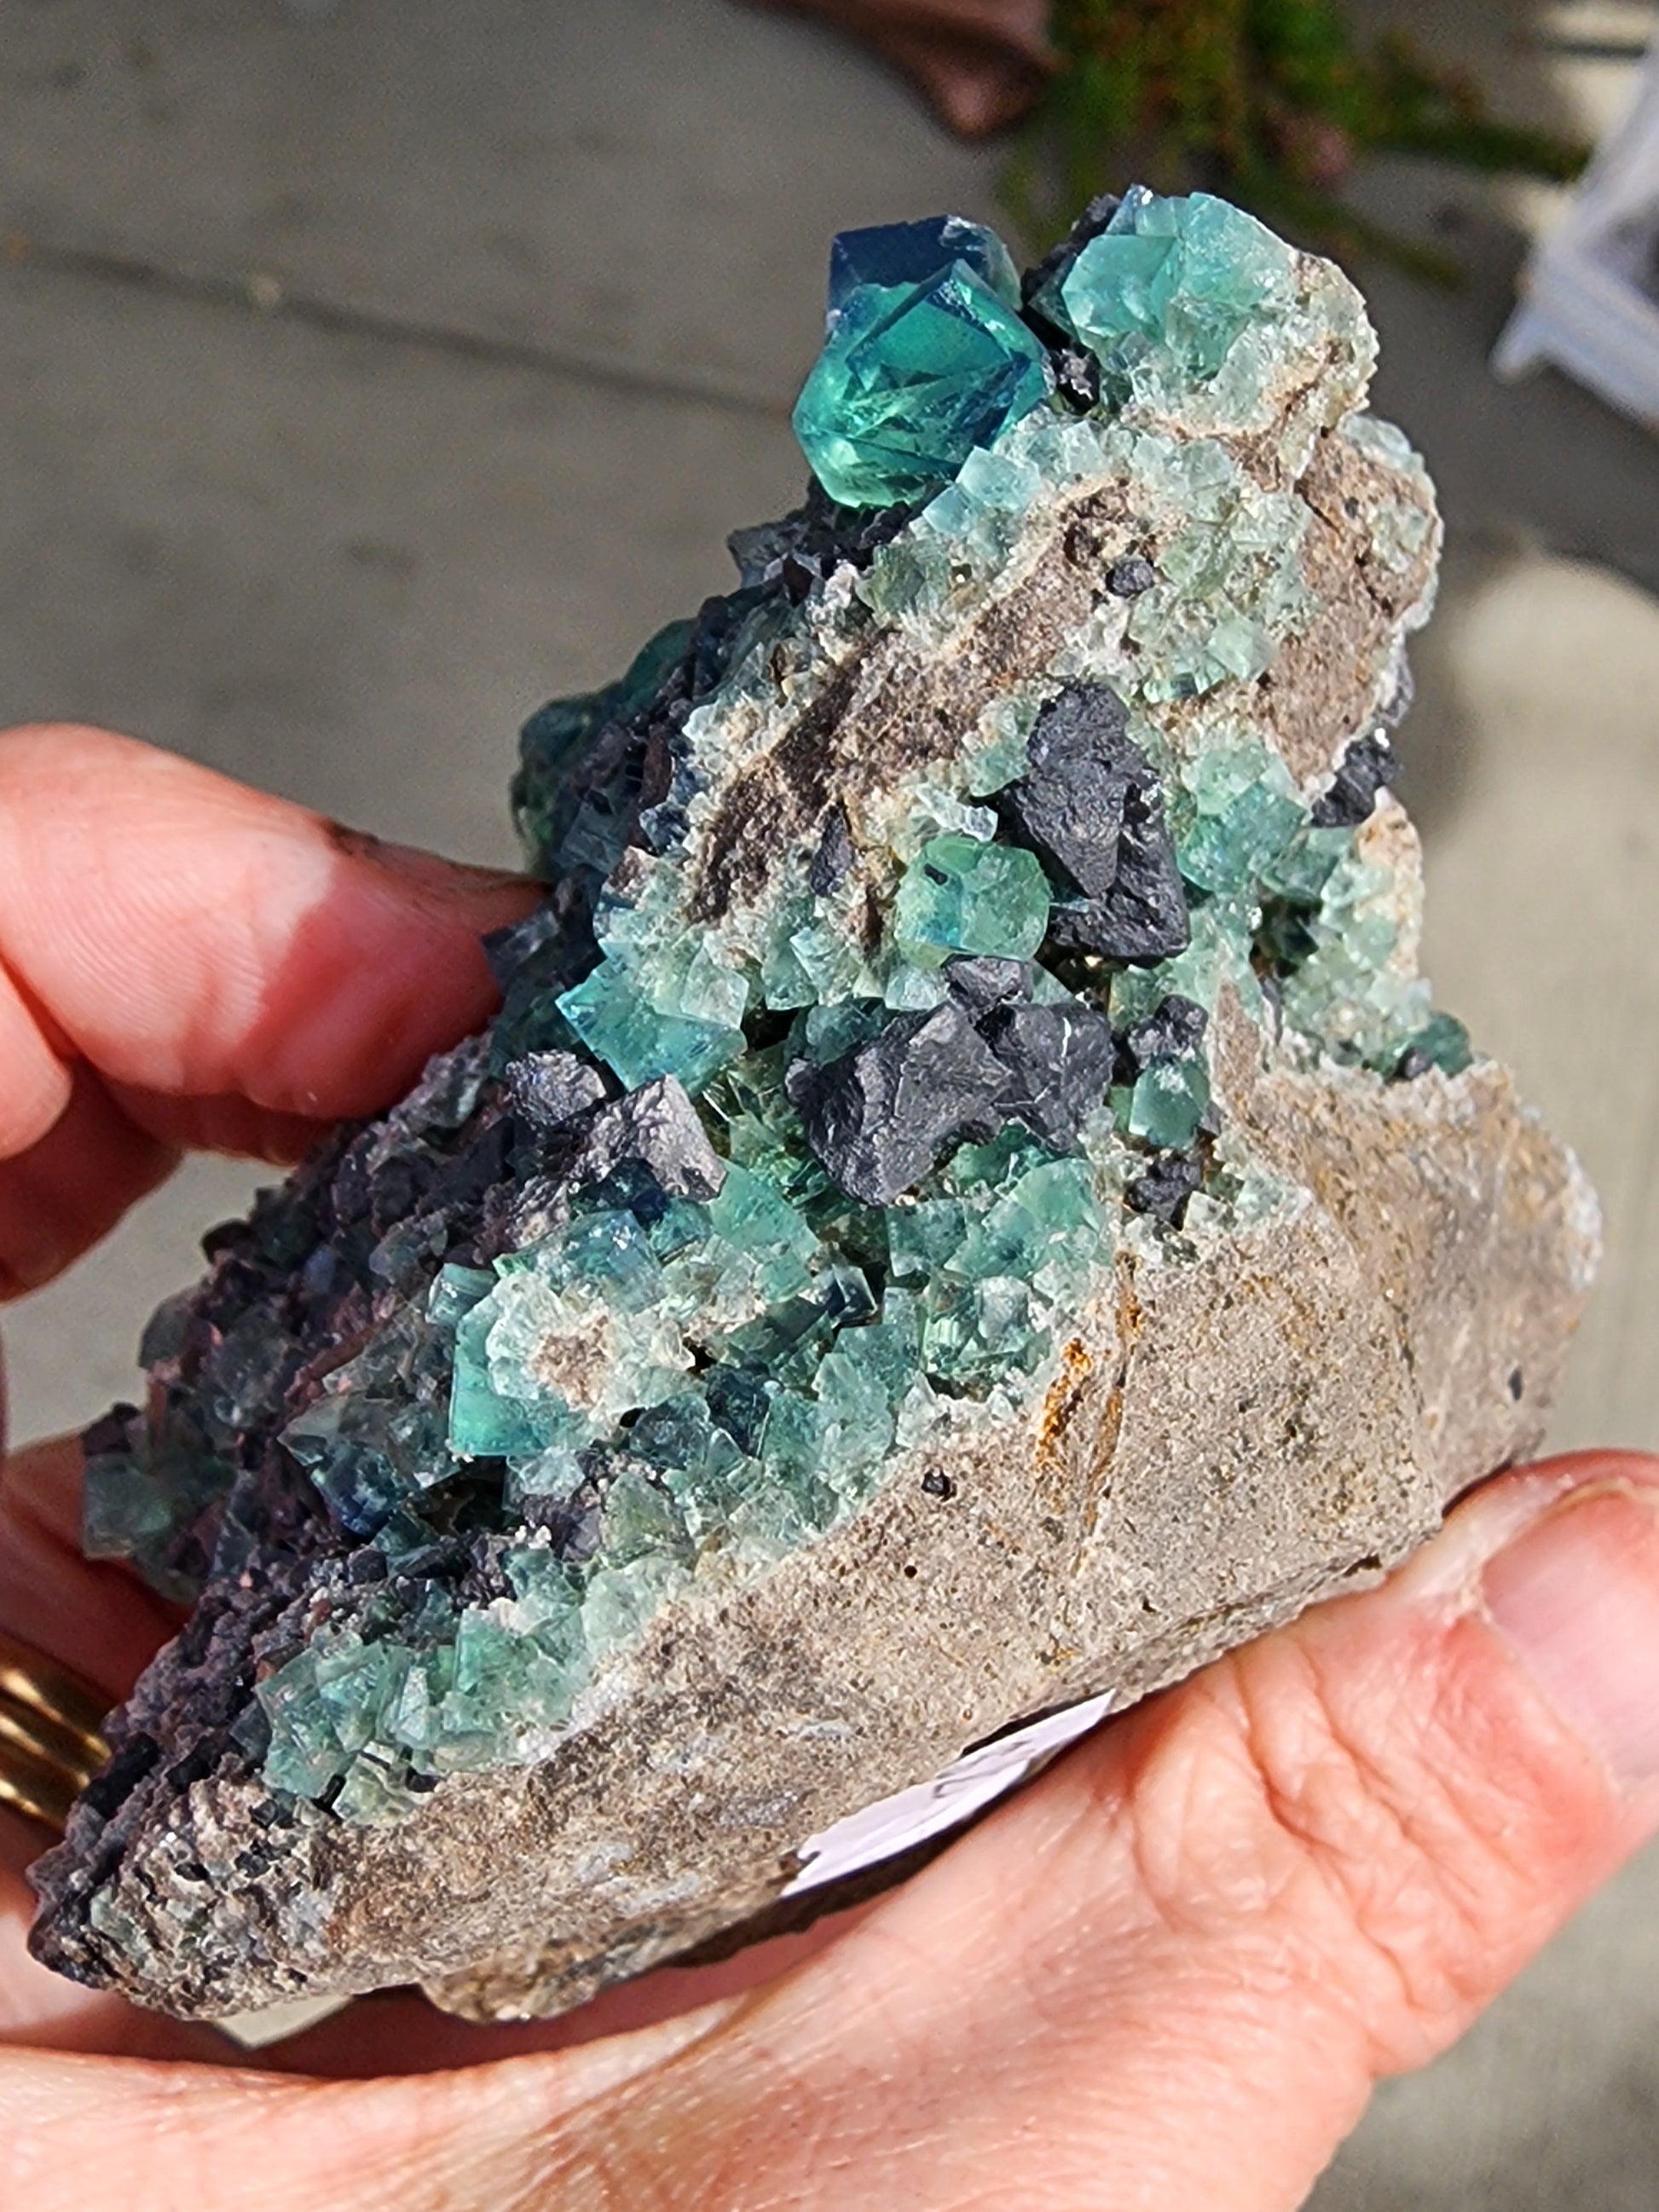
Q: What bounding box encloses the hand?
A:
[3,723,1657,2212]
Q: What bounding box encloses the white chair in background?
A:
[1495,27,1659,431]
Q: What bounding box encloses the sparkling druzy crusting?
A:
[29,192,1594,2028]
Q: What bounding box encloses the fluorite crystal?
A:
[1037,186,1304,400]
[828,215,1022,320]
[31,193,1597,2027]
[893,834,1052,963]
[793,216,1049,508]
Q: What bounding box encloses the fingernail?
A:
[328,823,538,904]
[1483,1482,1659,1786]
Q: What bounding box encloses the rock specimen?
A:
[30,191,1598,2024]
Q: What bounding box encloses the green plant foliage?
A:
[1002,0,1588,275]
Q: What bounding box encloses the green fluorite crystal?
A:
[1127,1057,1212,1151]
[557,938,749,1094]
[1401,1010,1473,1077]
[1052,188,1297,381]
[555,966,743,1094]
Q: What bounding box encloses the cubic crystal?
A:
[1127,1056,1213,1152]
[1055,188,1298,382]
[893,834,1052,965]
[793,250,1049,510]
[829,215,1021,321]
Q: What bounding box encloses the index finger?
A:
[0,725,538,1292]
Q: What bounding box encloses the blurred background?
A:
[2,0,1657,2199]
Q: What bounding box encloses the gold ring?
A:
[0,1630,112,1836]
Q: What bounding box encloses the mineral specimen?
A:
[30,191,1597,2027]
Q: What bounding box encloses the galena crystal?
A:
[30,192,1597,2027]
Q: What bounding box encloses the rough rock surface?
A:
[30,192,1597,2024]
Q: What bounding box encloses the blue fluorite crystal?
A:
[828,215,1021,321]
[793,228,1049,509]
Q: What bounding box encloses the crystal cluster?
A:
[30,191,1593,2026]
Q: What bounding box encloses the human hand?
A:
[3,722,1659,2212]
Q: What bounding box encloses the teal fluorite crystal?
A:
[893,834,1051,964]
[1127,1057,1212,1152]
[556,958,745,1094]
[792,262,1049,510]
[1401,1010,1473,1077]
[1174,738,1305,895]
